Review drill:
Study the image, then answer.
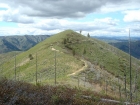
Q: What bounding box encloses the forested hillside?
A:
[0,35,50,53]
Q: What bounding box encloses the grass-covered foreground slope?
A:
[1,30,140,99]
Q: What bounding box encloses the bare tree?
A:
[77,76,80,88]
[84,73,86,87]
[72,49,75,56]
[119,58,127,101]
[54,51,56,85]
[14,53,17,80]
[80,30,82,34]
[83,48,86,55]
[129,29,132,102]
[134,66,138,103]
[124,64,127,101]
[87,33,90,38]
[36,52,38,85]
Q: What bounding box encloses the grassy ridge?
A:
[1,29,140,84]
[1,30,140,100]
[0,30,83,84]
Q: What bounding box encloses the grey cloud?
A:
[132,29,140,32]
[0,0,137,18]
[131,26,140,32]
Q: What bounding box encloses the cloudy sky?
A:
[0,0,140,36]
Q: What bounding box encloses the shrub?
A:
[28,54,33,60]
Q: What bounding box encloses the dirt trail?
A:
[17,59,29,67]
[51,46,64,54]
[67,58,127,93]
[67,59,102,92]
[51,47,59,52]
[67,59,88,76]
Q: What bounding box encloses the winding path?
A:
[67,59,88,76]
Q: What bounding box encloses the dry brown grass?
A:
[0,78,120,105]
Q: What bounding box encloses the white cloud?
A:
[125,23,140,36]
[0,9,34,23]
[94,18,119,26]
[0,27,35,35]
[0,3,9,9]
[100,1,140,13]
[123,10,140,22]
[0,17,121,36]
[18,18,119,32]
[0,0,140,36]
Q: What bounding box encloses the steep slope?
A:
[0,35,50,53]
[1,30,140,100]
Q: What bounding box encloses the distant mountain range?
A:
[92,36,140,42]
[92,36,140,59]
[110,40,140,59]
[0,35,50,53]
